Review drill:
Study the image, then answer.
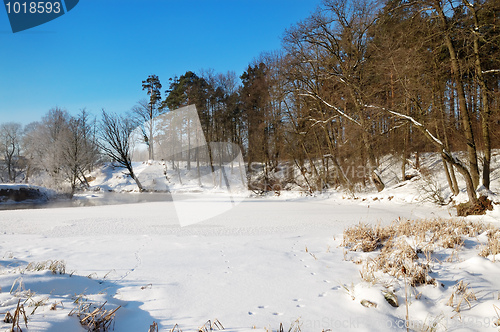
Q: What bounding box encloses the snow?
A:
[0,194,497,332]
[0,151,500,331]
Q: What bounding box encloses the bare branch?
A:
[299,91,362,126]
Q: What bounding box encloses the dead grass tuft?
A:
[447,281,477,313]
[479,229,500,259]
[4,299,28,332]
[372,238,434,286]
[198,319,224,332]
[344,218,489,287]
[342,223,394,252]
[158,319,226,332]
[148,321,159,332]
[456,196,493,216]
[24,260,66,275]
[69,301,120,332]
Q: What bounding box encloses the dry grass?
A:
[456,196,494,216]
[23,260,66,275]
[69,301,120,332]
[276,319,302,332]
[375,238,434,287]
[168,323,182,332]
[343,218,490,287]
[3,299,28,332]
[343,218,487,252]
[446,280,477,313]
[493,304,500,327]
[9,277,34,298]
[26,295,50,315]
[148,319,226,332]
[342,223,394,252]
[198,319,224,332]
[50,301,63,311]
[479,229,500,260]
[417,169,446,205]
[342,218,486,253]
[148,321,159,332]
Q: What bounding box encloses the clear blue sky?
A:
[0,0,321,124]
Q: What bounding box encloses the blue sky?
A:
[0,0,321,124]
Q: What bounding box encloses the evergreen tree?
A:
[134,75,163,160]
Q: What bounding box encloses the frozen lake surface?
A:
[0,195,494,332]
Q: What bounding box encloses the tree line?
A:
[1,0,499,203]
[136,0,500,203]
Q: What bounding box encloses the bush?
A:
[456,196,493,216]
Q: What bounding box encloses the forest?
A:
[1,0,499,205]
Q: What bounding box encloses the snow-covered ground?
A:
[1,151,500,331]
[0,194,499,331]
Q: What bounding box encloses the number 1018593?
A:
[5,2,61,14]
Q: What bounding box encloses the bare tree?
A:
[283,0,385,191]
[22,108,70,188]
[99,110,143,192]
[0,122,23,182]
[60,110,100,195]
[22,121,40,183]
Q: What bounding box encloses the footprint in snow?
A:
[293,299,301,302]
[310,272,316,275]
[331,286,341,291]
[258,305,268,309]
[296,304,305,308]
[318,293,327,297]
[323,280,330,283]
[248,312,256,315]
[272,312,284,316]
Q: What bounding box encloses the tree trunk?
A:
[441,152,477,204]
[196,129,201,186]
[149,106,154,160]
[380,106,477,204]
[320,121,352,191]
[435,4,480,189]
[371,171,385,192]
[449,162,460,196]
[401,125,410,181]
[437,80,460,196]
[442,157,454,196]
[465,0,492,189]
[187,117,191,171]
[128,166,144,192]
[177,160,183,185]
